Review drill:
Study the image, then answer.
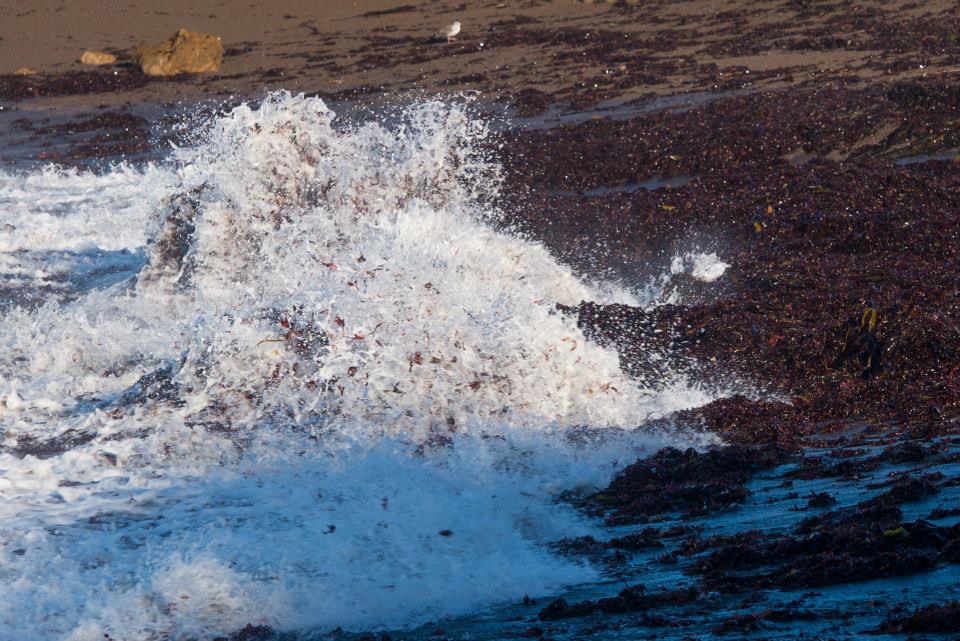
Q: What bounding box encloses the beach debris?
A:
[14,430,96,459]
[79,50,117,66]
[13,67,38,76]
[134,28,223,76]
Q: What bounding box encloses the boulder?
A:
[13,67,38,76]
[79,50,117,66]
[134,28,223,77]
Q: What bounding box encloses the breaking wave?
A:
[0,93,724,640]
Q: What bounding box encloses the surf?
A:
[0,92,723,640]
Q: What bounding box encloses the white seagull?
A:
[437,21,461,43]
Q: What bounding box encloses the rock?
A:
[79,50,117,66]
[228,624,273,641]
[13,67,38,76]
[806,491,838,508]
[539,586,698,621]
[134,28,223,77]
[593,445,788,523]
[881,600,960,633]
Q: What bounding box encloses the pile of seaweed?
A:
[0,70,152,100]
[446,74,960,641]
[505,78,960,446]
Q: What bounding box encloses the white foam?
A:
[671,251,731,283]
[0,164,171,252]
[0,93,724,640]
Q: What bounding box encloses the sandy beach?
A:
[3,0,960,110]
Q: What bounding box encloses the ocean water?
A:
[0,93,729,641]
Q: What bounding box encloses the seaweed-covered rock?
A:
[593,445,786,522]
[539,585,698,620]
[880,600,960,633]
[0,69,150,100]
[713,608,816,635]
[692,496,959,592]
[608,528,665,550]
[504,79,960,443]
[805,491,837,508]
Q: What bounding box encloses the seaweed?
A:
[593,446,788,523]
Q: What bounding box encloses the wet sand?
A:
[3,0,960,111]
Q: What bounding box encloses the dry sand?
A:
[2,0,960,111]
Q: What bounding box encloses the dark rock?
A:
[880,600,960,633]
[806,492,837,508]
[593,446,786,523]
[694,497,959,592]
[608,528,665,550]
[230,624,273,641]
[539,585,698,620]
[114,361,183,409]
[138,191,201,290]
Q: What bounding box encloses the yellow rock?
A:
[134,28,223,77]
[80,50,118,66]
[13,67,38,76]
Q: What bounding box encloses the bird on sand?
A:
[436,21,461,43]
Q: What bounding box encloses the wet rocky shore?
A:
[504,78,960,442]
[3,71,960,640]
[490,77,960,639]
[198,77,959,640]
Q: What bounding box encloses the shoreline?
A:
[2,2,960,639]
[4,75,958,641]
[4,0,960,113]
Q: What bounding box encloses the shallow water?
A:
[0,92,733,640]
[374,435,960,641]
[513,89,752,131]
[545,175,698,197]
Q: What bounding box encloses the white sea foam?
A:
[0,164,170,252]
[0,93,727,640]
[671,251,731,283]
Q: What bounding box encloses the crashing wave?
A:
[0,92,723,640]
